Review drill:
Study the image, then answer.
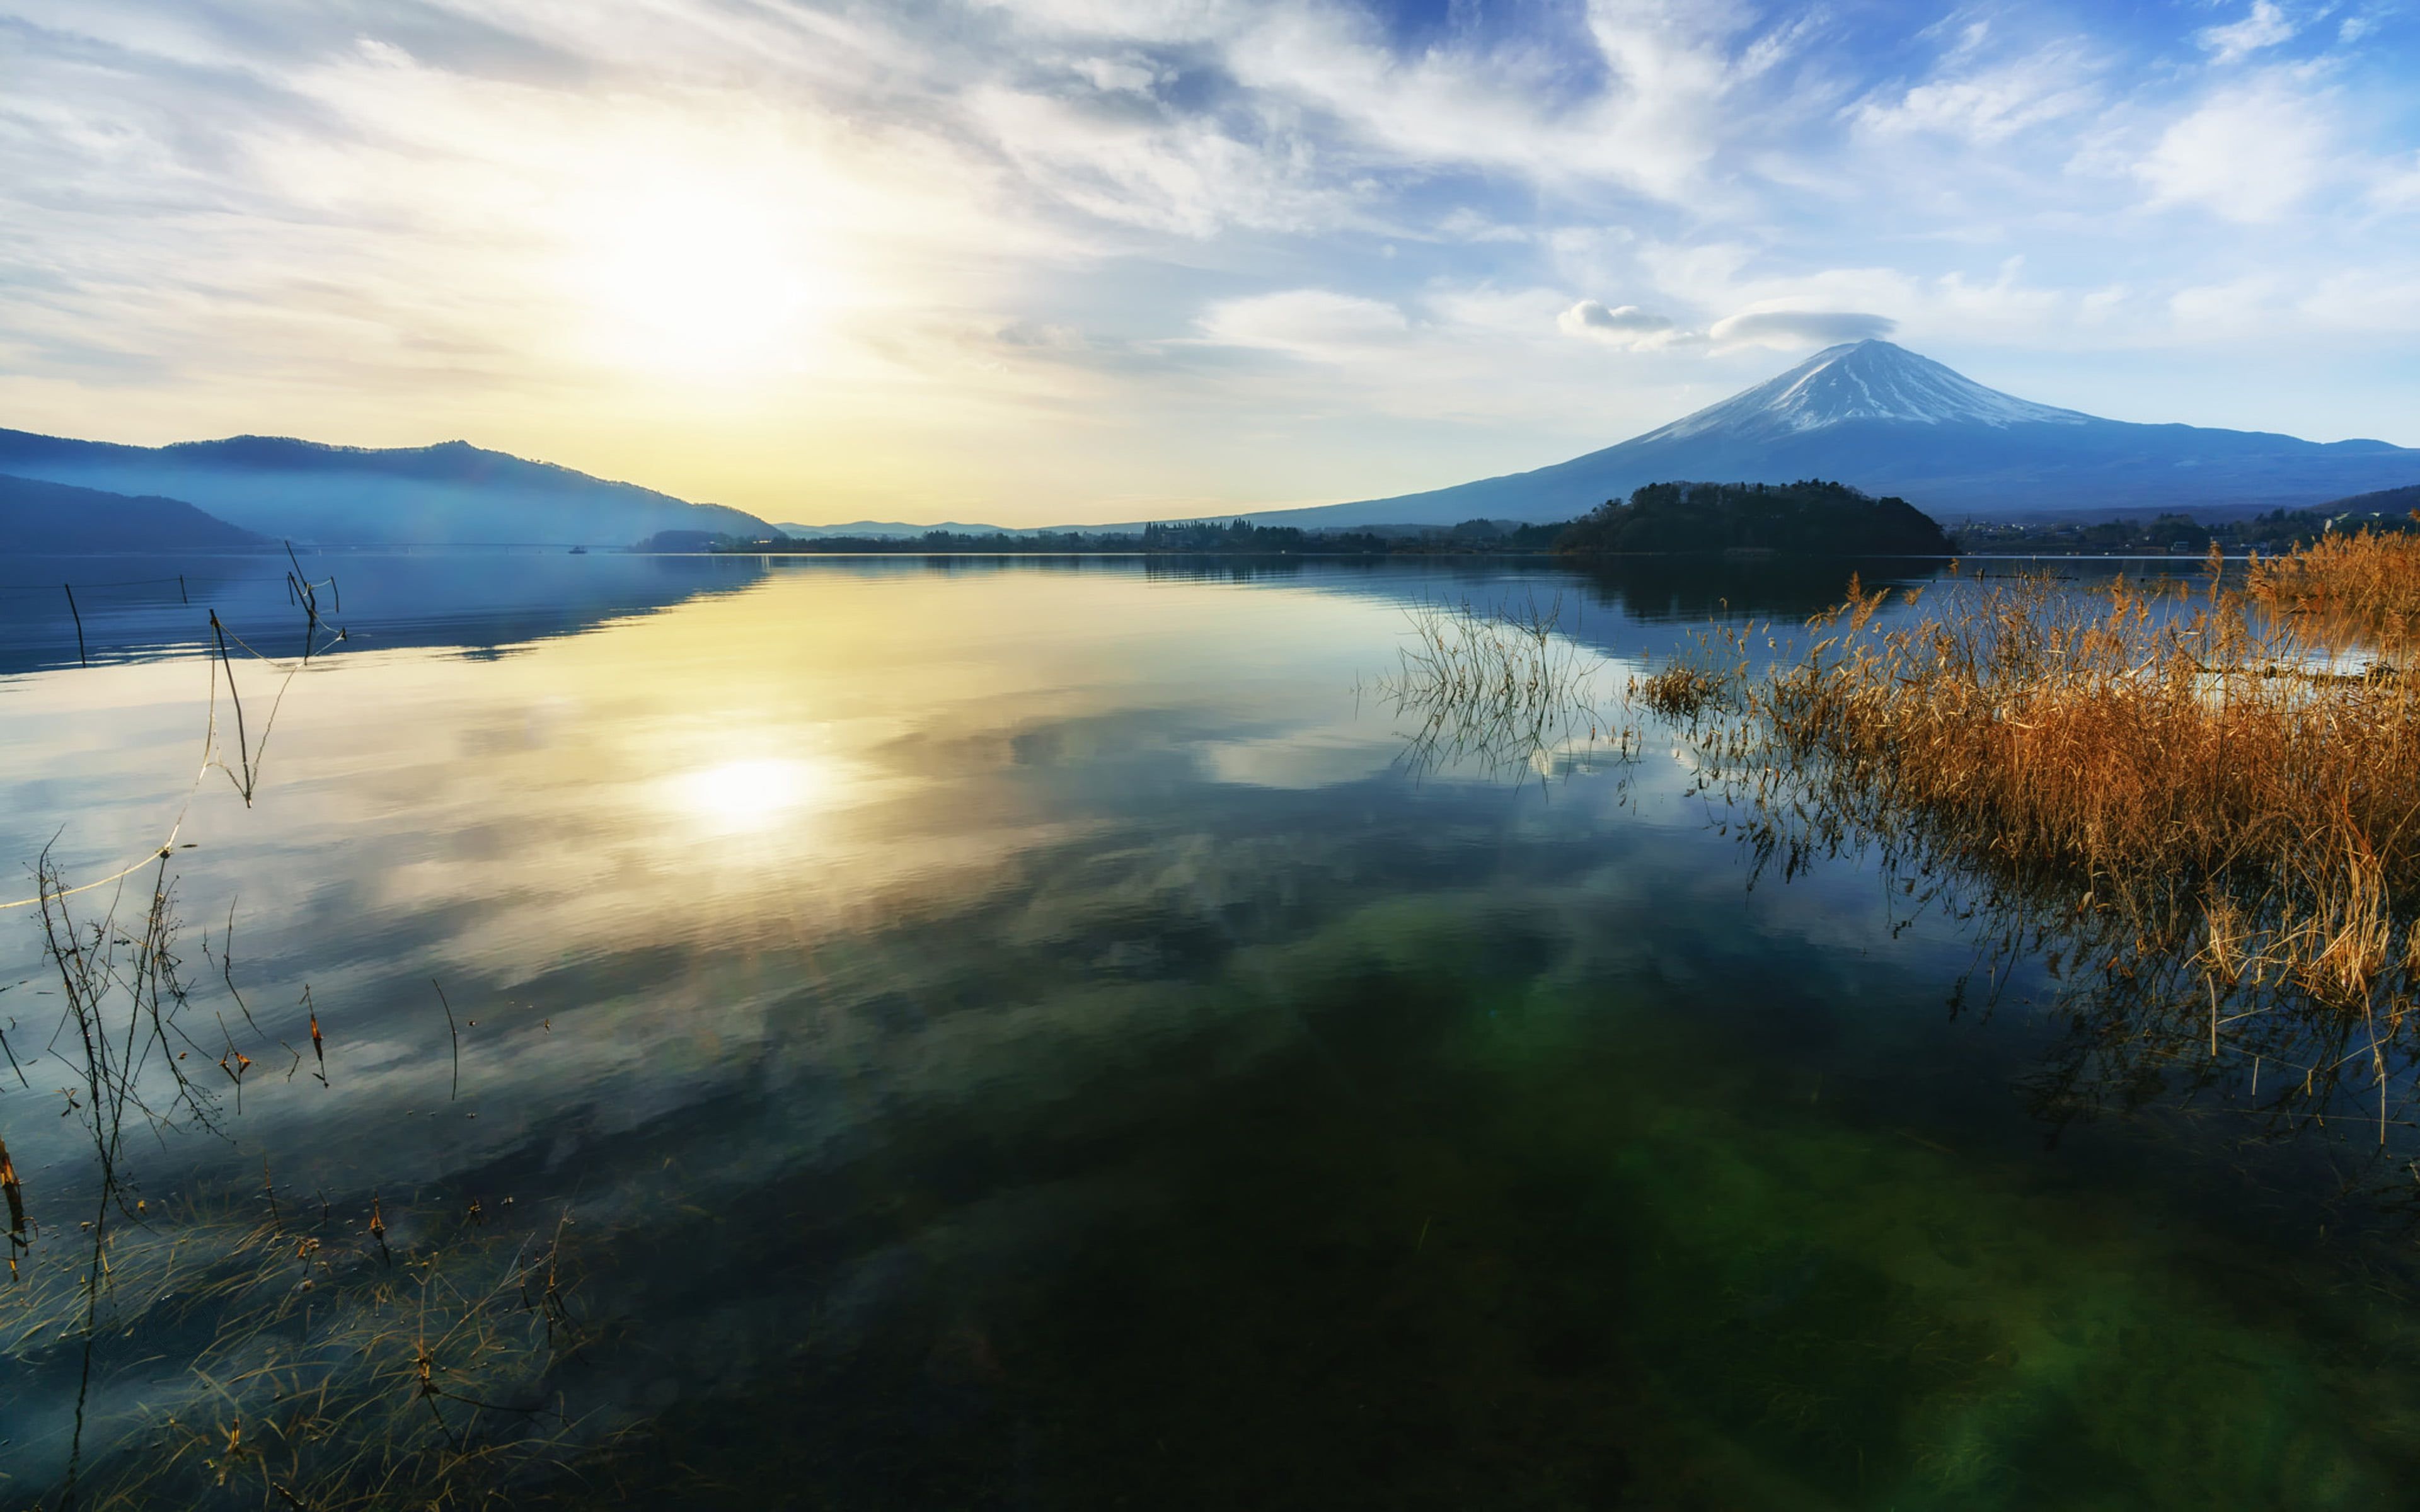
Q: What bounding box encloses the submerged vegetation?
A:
[1,583,591,1511]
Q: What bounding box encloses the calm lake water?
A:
[6,551,2420,1509]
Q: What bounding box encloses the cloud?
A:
[1558,297,1898,355]
[1707,309,1898,349]
[2167,275,2285,336]
[1556,299,1677,348]
[2373,152,2420,210]
[2135,80,2331,222]
[1852,43,2103,146]
[1192,289,1410,360]
[967,0,1834,210]
[5,0,2420,516]
[966,86,1348,238]
[1071,56,1163,94]
[2196,2,2297,64]
[1434,208,1530,243]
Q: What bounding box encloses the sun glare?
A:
[572,183,831,376]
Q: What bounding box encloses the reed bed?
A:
[2247,523,2420,656]
[1632,538,2420,1148]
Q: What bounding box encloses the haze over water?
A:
[8,554,2420,1508]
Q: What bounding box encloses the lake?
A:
[5,550,2419,1510]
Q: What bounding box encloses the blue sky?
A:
[3,0,2417,524]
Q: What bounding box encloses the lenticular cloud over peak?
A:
[1708,310,1901,350]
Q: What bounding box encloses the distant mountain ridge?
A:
[2321,483,2420,518]
[0,430,773,546]
[0,472,268,553]
[1245,341,2420,528]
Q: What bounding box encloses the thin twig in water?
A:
[433,980,461,1101]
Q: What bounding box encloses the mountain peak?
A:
[1275,338,2420,528]
[1647,339,2092,442]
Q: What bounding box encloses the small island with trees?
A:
[1552,479,1953,555]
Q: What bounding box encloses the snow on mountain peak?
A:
[1647,340,2092,442]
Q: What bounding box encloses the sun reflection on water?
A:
[667,755,831,832]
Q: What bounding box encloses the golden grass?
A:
[1766,568,2420,982]
[1635,542,2420,1143]
[2247,523,2420,656]
[1632,662,1730,722]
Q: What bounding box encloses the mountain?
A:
[1252,341,2420,527]
[2320,483,2420,517]
[0,472,268,552]
[0,430,773,547]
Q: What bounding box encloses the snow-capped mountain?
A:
[1643,340,2090,441]
[1249,340,2420,527]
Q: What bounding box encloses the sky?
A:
[3,1,2418,527]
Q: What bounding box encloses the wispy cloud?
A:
[2133,76,2332,222]
[2196,1,2298,64]
[1194,289,1410,360]
[1852,39,2103,145]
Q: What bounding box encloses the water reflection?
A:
[664,755,846,832]
[0,549,776,677]
[3,554,2417,1509]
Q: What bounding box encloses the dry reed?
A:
[1632,662,1731,723]
[1636,542,2420,1151]
[2246,522,2420,657]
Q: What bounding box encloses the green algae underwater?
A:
[9,555,2420,1509]
[580,903,2420,1511]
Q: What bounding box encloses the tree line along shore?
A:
[673,479,2420,559]
[679,479,1952,557]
